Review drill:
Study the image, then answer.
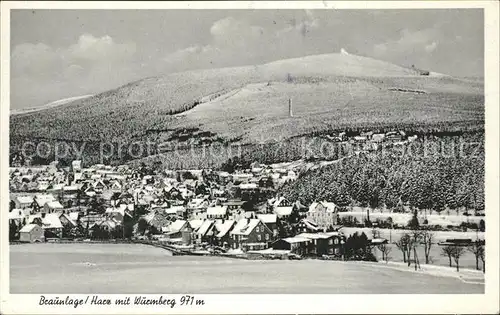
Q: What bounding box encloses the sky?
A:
[10,9,484,109]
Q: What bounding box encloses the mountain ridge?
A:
[10,52,484,167]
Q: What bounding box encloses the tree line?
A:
[280,134,484,215]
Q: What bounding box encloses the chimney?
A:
[288,98,293,117]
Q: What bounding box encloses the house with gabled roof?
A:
[93,179,108,193]
[59,212,78,229]
[9,208,29,224]
[43,200,64,214]
[142,210,170,232]
[109,180,123,192]
[37,181,50,192]
[307,201,338,231]
[271,236,311,255]
[14,195,34,209]
[193,219,215,245]
[206,206,228,220]
[213,219,235,248]
[229,218,274,251]
[37,213,64,238]
[296,218,322,234]
[268,196,293,208]
[105,205,133,223]
[33,194,56,211]
[274,206,293,219]
[188,198,208,210]
[295,232,345,257]
[164,185,182,200]
[19,224,45,243]
[163,220,193,245]
[257,214,278,237]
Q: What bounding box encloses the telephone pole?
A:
[288,98,293,117]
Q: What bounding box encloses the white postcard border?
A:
[1,1,498,314]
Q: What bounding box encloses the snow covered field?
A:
[339,210,484,227]
[340,227,484,243]
[10,244,483,294]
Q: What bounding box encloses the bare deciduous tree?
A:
[468,239,485,271]
[410,229,422,270]
[421,229,435,264]
[377,243,392,262]
[479,245,485,273]
[451,245,466,272]
[395,233,411,264]
[441,245,454,267]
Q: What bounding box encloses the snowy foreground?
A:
[10,243,483,294]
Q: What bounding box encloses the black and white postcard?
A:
[1,1,499,314]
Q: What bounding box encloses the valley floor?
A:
[10,243,483,294]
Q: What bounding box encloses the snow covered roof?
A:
[37,183,49,191]
[300,218,320,231]
[308,201,336,213]
[119,204,134,211]
[42,213,63,229]
[188,198,207,208]
[281,237,310,244]
[105,206,132,219]
[196,220,214,236]
[164,185,178,192]
[354,136,367,141]
[16,196,34,204]
[224,200,246,207]
[270,196,290,208]
[215,220,235,238]
[165,207,181,215]
[93,180,107,188]
[171,205,186,212]
[257,214,277,224]
[46,201,64,209]
[189,219,203,230]
[69,212,79,222]
[371,238,388,245]
[50,184,65,190]
[296,232,332,240]
[143,212,156,224]
[100,219,118,230]
[35,194,55,207]
[230,218,249,235]
[233,173,253,179]
[274,206,293,217]
[9,209,26,220]
[27,214,42,224]
[239,183,258,190]
[168,220,188,233]
[206,206,227,216]
[20,224,40,233]
[74,173,83,181]
[60,213,77,226]
[230,219,262,236]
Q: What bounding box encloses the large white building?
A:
[306,201,338,231]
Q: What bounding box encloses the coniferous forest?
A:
[280,133,484,214]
